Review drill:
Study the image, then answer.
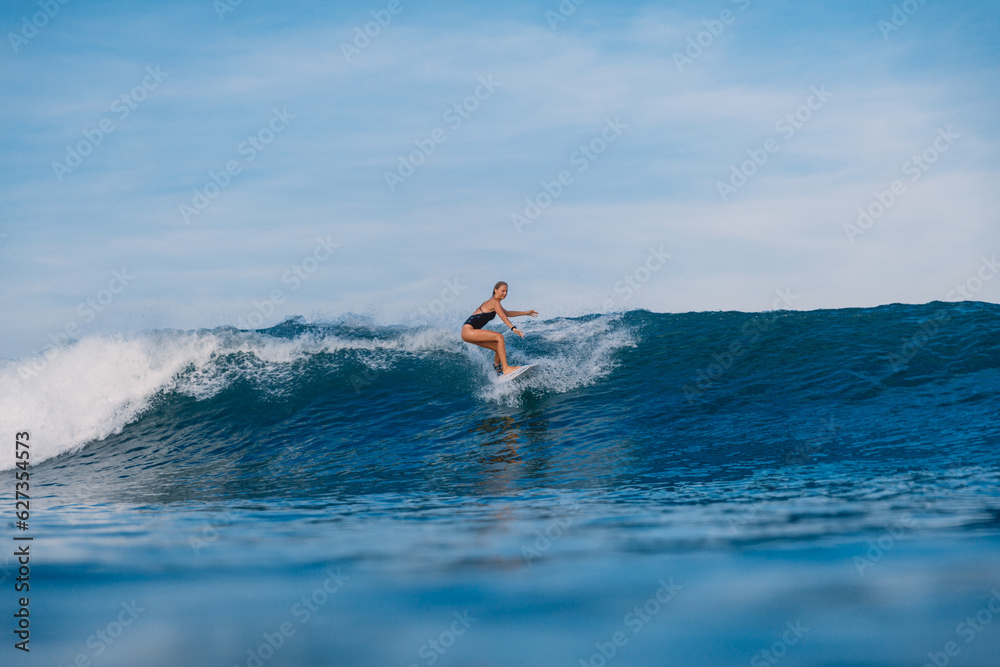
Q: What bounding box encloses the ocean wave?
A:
[1,302,997,478]
[0,313,636,469]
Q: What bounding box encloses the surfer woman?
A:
[461,281,538,376]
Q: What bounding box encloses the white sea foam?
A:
[0,316,634,468]
[477,314,637,404]
[1,331,217,470]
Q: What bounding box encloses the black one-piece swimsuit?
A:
[463,311,496,329]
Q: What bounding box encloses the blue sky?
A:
[2,0,999,357]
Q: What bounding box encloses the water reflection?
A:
[472,415,523,465]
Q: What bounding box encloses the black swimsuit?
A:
[463,311,496,329]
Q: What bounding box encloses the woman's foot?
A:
[502,365,521,375]
[493,363,503,375]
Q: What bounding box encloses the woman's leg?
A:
[461,326,518,372]
[477,341,503,370]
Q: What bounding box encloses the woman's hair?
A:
[492,281,508,296]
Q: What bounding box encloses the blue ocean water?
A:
[2,302,999,666]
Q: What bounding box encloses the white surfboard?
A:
[496,364,537,384]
